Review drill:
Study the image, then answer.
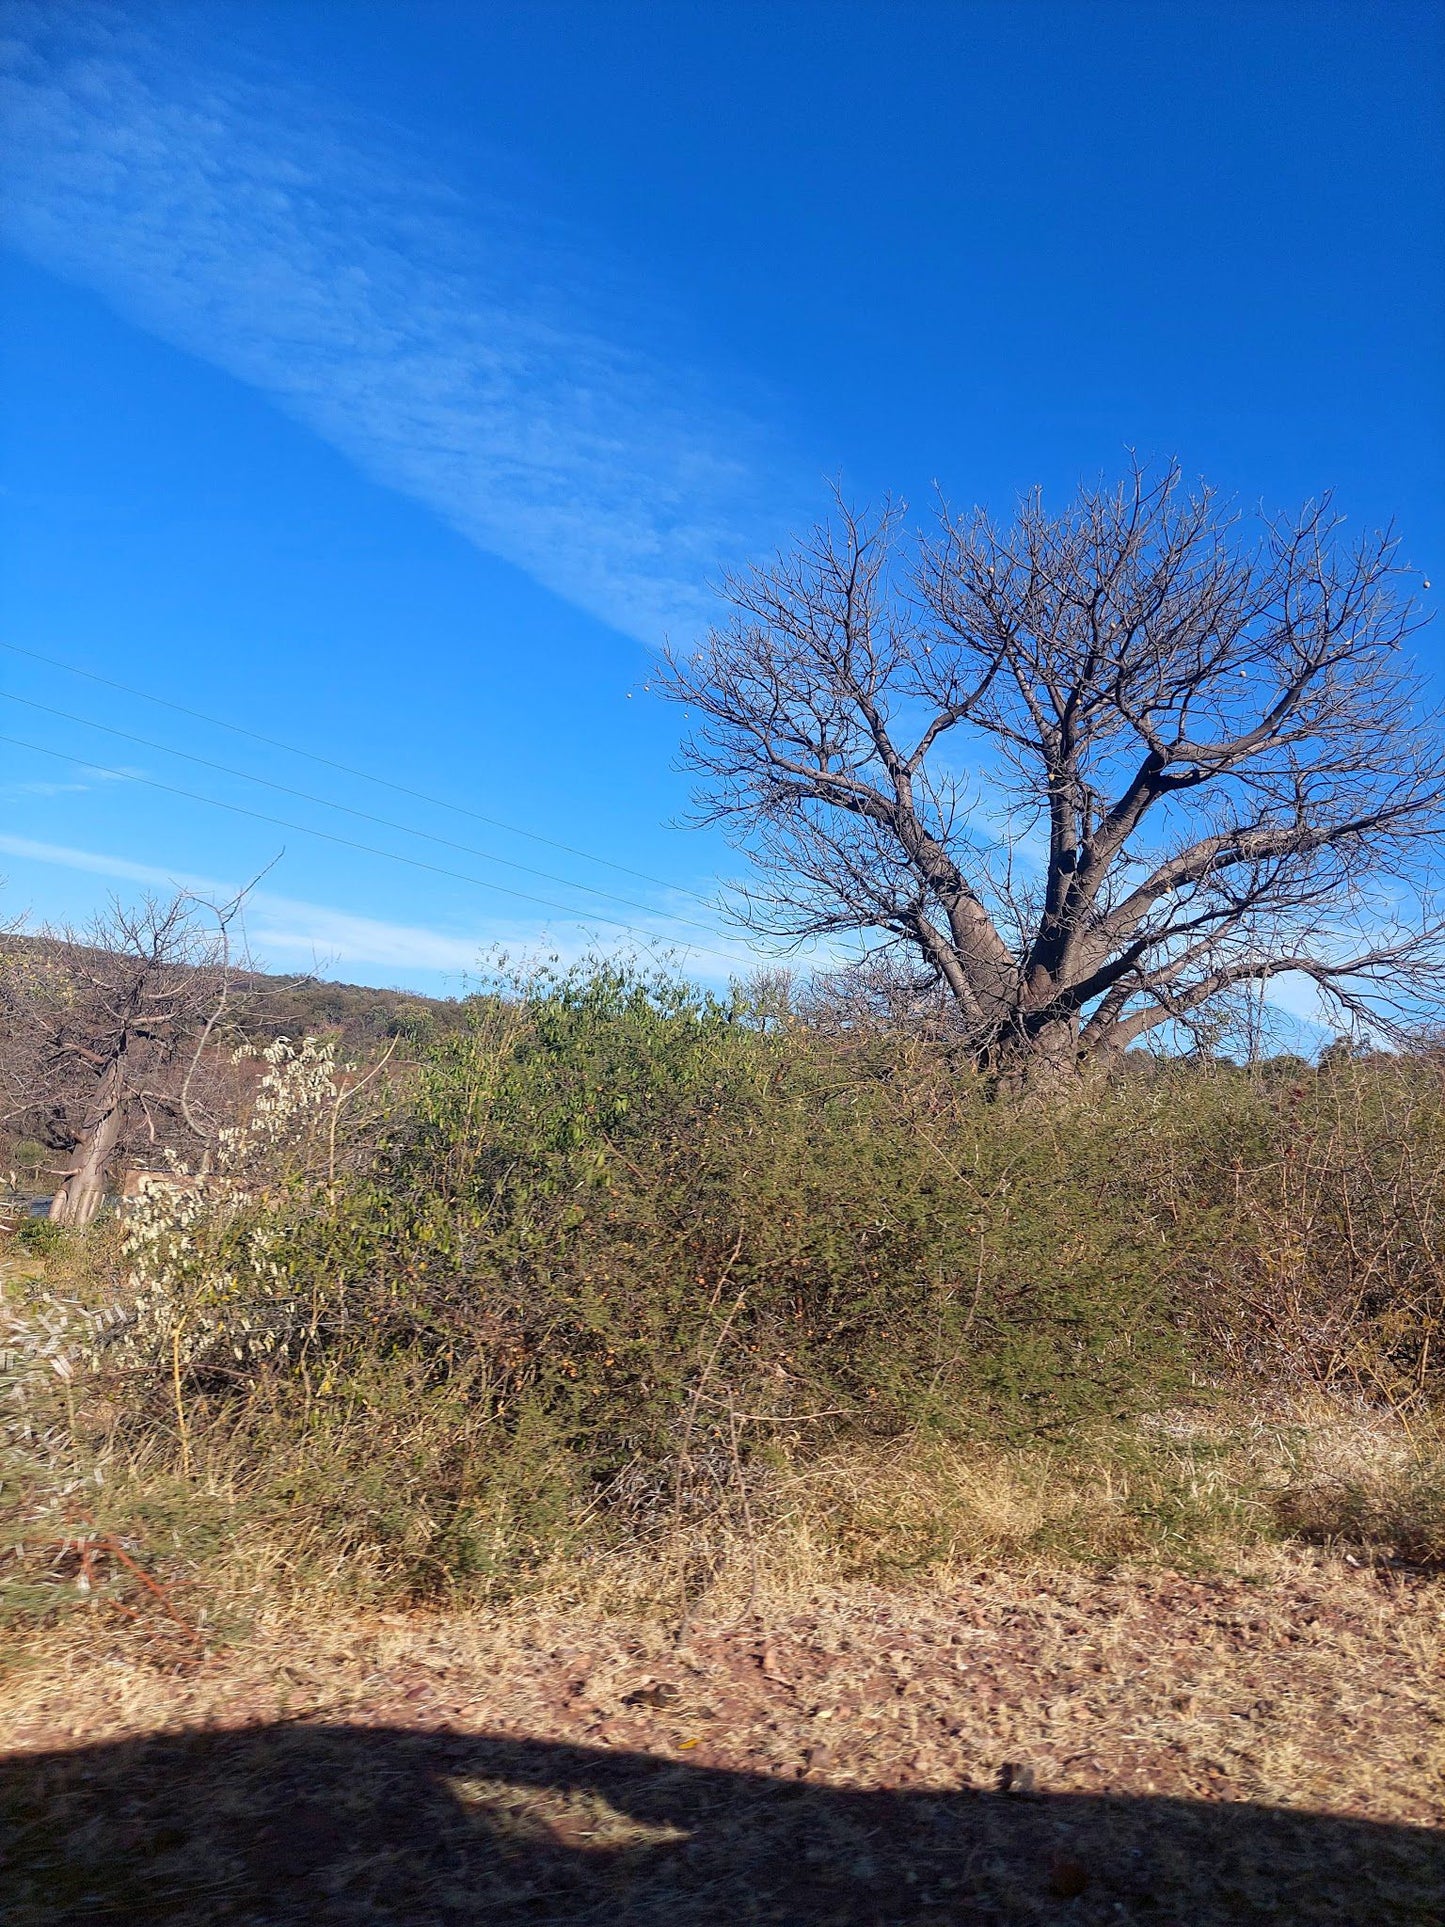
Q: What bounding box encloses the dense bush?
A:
[250,970,1205,1477]
[352,972,1445,1440]
[5,965,1444,1611]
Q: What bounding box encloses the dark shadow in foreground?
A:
[3,1723,1441,1925]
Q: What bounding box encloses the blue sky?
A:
[1,0,1442,999]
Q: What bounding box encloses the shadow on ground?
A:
[3,1723,1441,1924]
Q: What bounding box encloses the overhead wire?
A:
[0,689,723,935]
[0,638,710,902]
[0,731,754,969]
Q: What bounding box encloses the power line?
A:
[0,638,710,902]
[0,690,722,936]
[0,732,754,969]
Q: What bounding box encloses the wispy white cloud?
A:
[0,830,527,971]
[0,3,795,642]
[0,832,208,894]
[240,910,487,976]
[0,833,760,979]
[2,764,138,798]
[1254,970,1331,1037]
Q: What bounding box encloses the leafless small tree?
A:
[0,892,250,1225]
[663,463,1445,1082]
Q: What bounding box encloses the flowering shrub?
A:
[1,1273,92,1463]
[0,1039,355,1613]
[0,1268,119,1603]
[113,1036,347,1382]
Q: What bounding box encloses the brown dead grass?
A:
[5,1547,1441,1821]
[24,1393,1438,1638]
[3,1547,1442,1923]
[4,1401,1443,1921]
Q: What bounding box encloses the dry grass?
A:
[8,1389,1442,1634]
[3,1546,1441,1923]
[8,1319,1445,1921]
[787,1397,1445,1585]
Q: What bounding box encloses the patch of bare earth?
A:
[3,1552,1442,1923]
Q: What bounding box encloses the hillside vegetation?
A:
[0,924,464,1194]
[3,962,1443,1633]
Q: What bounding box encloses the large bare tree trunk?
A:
[49,1054,125,1227]
[994,1017,1081,1095]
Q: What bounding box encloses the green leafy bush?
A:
[14,1218,64,1257]
[9,965,1444,1614]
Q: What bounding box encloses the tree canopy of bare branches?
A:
[0,894,245,1224]
[663,463,1445,1080]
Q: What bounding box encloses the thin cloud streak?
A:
[2,765,139,798]
[0,3,793,641]
[0,833,212,896]
[0,834,762,978]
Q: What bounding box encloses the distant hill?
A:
[233,969,476,1053]
[0,937,475,1189]
[1,931,472,1055]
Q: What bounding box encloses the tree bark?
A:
[49,1053,125,1227]
[993,1016,1081,1094]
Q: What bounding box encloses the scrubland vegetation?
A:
[4,962,1443,1641]
[10,466,1445,1663]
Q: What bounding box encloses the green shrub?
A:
[10,964,1444,1615]
[14,1217,64,1257]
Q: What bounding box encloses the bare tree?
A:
[0,892,248,1225]
[663,463,1445,1082]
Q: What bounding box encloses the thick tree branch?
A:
[664,462,1443,1082]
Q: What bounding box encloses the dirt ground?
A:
[2,1551,1442,1924]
